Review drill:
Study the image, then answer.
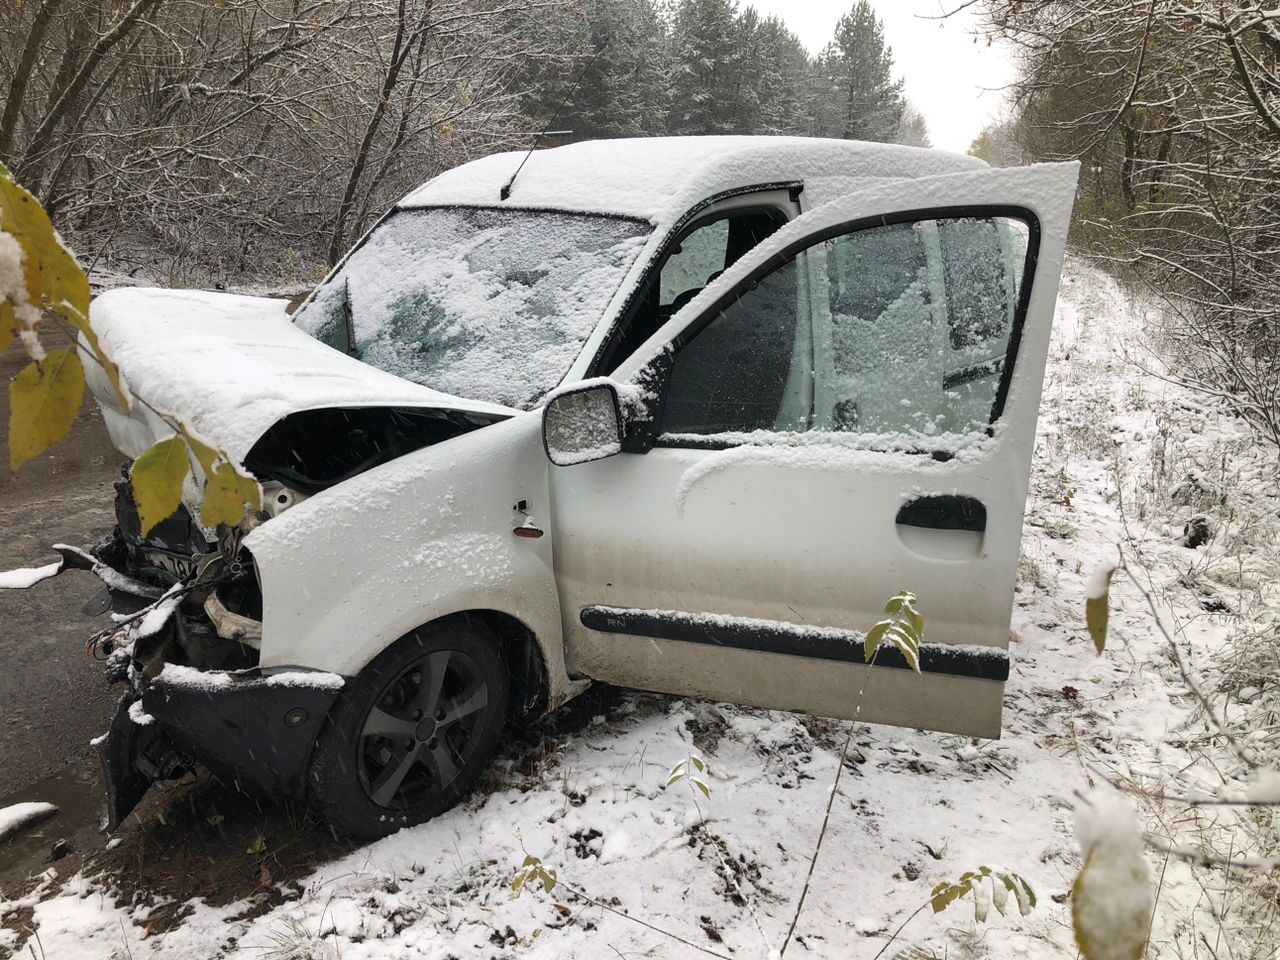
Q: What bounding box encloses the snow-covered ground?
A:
[2,261,1275,959]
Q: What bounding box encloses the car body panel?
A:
[398,136,983,224]
[242,414,578,704]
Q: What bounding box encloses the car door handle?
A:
[896,495,987,533]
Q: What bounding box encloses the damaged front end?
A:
[7,396,510,830]
[69,469,343,830]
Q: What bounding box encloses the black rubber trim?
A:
[579,606,1009,682]
[943,356,1005,391]
[896,495,988,532]
[652,432,957,461]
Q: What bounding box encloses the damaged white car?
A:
[10,137,1078,839]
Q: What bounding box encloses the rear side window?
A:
[829,220,927,332]
[822,215,1030,442]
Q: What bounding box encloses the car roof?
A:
[397,136,985,227]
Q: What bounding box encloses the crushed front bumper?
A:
[96,666,343,830]
[85,471,345,829]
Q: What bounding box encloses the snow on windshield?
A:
[295,208,651,409]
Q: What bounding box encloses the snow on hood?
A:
[87,287,513,460]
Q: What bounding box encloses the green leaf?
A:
[992,875,1010,916]
[185,433,221,475]
[131,437,193,536]
[864,621,890,663]
[865,592,925,673]
[540,867,557,893]
[930,868,1036,924]
[692,778,711,799]
[1086,566,1115,654]
[246,834,267,855]
[690,756,705,773]
[930,882,964,914]
[9,348,84,472]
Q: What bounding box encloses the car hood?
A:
[87,287,516,464]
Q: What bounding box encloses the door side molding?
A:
[579,605,1008,682]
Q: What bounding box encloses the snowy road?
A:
[0,329,123,797]
[1,263,1270,959]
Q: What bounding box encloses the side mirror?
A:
[542,381,624,467]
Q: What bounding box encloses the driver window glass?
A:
[657,212,1032,451]
[821,215,1030,445]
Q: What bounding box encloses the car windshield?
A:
[295,207,651,409]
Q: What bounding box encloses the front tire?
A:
[309,617,508,839]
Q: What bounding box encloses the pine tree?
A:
[665,0,748,135]
[818,0,905,143]
[516,0,670,142]
[749,15,815,135]
[574,0,672,138]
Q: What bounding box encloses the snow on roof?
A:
[398,136,984,224]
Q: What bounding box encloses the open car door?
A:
[549,163,1079,738]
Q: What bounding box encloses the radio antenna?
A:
[501,39,609,201]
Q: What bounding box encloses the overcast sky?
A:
[743,0,1016,153]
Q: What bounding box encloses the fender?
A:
[244,414,575,706]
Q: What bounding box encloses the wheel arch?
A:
[464,609,552,721]
[324,607,574,724]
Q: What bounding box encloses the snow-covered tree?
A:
[978,0,1280,449]
[665,0,749,135]
[896,103,931,148]
[815,0,905,143]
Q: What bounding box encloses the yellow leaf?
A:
[1072,848,1151,960]
[1085,565,1115,654]
[0,163,87,322]
[131,437,193,536]
[1085,596,1109,654]
[0,300,13,354]
[0,162,127,410]
[201,461,261,529]
[8,347,84,472]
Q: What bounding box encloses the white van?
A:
[65,138,1076,838]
